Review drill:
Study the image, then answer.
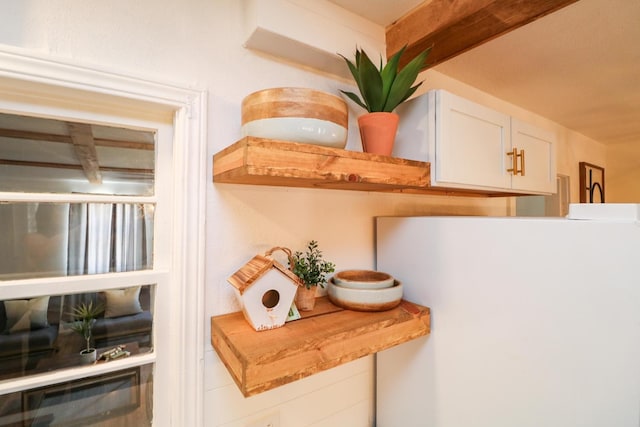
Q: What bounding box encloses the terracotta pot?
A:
[295,286,317,311]
[357,112,400,156]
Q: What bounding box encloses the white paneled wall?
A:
[205,354,373,427]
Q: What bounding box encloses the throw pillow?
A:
[4,296,50,334]
[104,286,142,318]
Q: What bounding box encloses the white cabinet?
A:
[510,118,556,193]
[394,89,557,195]
[434,91,512,190]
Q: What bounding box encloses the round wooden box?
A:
[241,87,348,148]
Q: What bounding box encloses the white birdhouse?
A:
[228,247,301,331]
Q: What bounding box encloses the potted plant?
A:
[69,300,104,364]
[290,240,335,311]
[340,45,431,156]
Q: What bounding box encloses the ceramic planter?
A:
[80,348,97,364]
[357,112,399,156]
[295,285,317,311]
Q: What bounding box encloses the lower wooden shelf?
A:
[210,296,431,397]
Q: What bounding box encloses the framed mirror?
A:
[579,162,605,203]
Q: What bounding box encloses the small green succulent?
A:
[339,45,431,113]
[290,240,335,289]
[69,301,104,353]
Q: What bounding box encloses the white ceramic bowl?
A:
[241,117,347,148]
[241,87,348,148]
[327,278,403,312]
[332,270,394,289]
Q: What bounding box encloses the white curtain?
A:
[62,203,152,323]
[88,204,113,274]
[114,205,146,271]
[68,203,153,276]
[0,202,152,279]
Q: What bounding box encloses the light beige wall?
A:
[0,1,610,426]
[607,141,640,202]
[0,2,508,426]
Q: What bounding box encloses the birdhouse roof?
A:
[228,254,302,295]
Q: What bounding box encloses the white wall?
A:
[0,1,607,426]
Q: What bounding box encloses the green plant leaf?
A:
[290,240,335,288]
[398,82,423,106]
[383,47,431,112]
[340,45,431,113]
[339,53,366,97]
[339,53,360,84]
[340,90,368,110]
[340,50,374,111]
[357,49,384,112]
[380,46,406,109]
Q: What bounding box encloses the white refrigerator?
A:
[375,204,640,427]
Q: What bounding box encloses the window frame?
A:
[0,45,206,427]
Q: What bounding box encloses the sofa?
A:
[0,295,62,374]
[0,286,152,376]
[64,285,152,348]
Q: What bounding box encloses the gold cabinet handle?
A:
[506,148,518,174]
[507,148,524,176]
[507,148,525,176]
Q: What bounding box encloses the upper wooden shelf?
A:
[213,137,506,196]
[211,296,430,397]
[213,136,433,193]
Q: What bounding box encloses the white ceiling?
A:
[329,0,640,146]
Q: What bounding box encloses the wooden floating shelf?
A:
[213,136,431,193]
[211,296,431,397]
[213,137,511,196]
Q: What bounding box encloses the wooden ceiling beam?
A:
[67,123,102,184]
[0,128,154,150]
[386,0,580,69]
[0,158,153,175]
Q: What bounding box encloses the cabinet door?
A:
[510,119,556,193]
[435,91,512,190]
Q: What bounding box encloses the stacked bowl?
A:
[327,270,403,312]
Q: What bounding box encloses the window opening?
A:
[0,284,154,382]
[0,202,154,280]
[0,112,155,196]
[0,364,153,426]
[0,112,165,426]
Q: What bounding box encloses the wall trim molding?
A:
[0,44,206,427]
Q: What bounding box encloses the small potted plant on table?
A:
[69,300,104,364]
[290,240,335,311]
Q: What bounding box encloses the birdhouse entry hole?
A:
[261,289,280,309]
